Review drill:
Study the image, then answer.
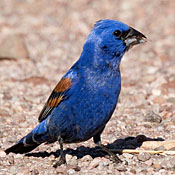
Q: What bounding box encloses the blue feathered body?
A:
[5,19,146,154]
[48,63,121,143]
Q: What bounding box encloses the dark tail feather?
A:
[5,142,40,154]
[5,118,51,154]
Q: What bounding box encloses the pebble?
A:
[71,165,81,171]
[145,159,153,166]
[66,154,73,162]
[67,168,76,175]
[81,155,93,161]
[89,158,101,169]
[167,97,175,104]
[8,155,14,165]
[69,156,78,166]
[152,89,161,96]
[0,150,6,157]
[130,169,136,174]
[98,162,106,170]
[147,167,154,174]
[30,169,39,175]
[14,153,23,159]
[114,170,120,175]
[142,75,156,83]
[123,153,133,160]
[154,163,162,171]
[10,166,17,175]
[137,152,150,162]
[116,165,127,172]
[108,163,115,171]
[154,146,166,151]
[169,147,175,151]
[145,111,162,123]
[161,157,175,170]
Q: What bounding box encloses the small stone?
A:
[137,152,150,162]
[98,162,105,170]
[168,97,175,104]
[103,161,109,166]
[161,157,175,170]
[0,150,6,157]
[56,168,66,174]
[145,111,162,123]
[81,155,93,161]
[162,112,172,119]
[154,163,161,170]
[154,146,166,151]
[147,167,154,174]
[10,166,17,174]
[8,155,14,165]
[123,153,133,159]
[67,168,75,175]
[169,147,175,151]
[80,161,90,167]
[130,169,136,174]
[89,158,101,169]
[145,159,153,166]
[66,154,73,162]
[152,89,161,96]
[14,154,23,159]
[70,156,78,166]
[123,153,133,163]
[71,165,81,171]
[116,165,127,171]
[114,170,120,175]
[30,169,39,175]
[143,75,156,83]
[153,96,166,105]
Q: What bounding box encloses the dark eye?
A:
[113,30,122,37]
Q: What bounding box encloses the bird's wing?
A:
[38,77,72,122]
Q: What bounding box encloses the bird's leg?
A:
[93,132,122,163]
[53,137,66,168]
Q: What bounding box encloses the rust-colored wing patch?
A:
[38,78,72,122]
[54,78,72,92]
[47,96,63,108]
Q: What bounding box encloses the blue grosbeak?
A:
[5,19,146,167]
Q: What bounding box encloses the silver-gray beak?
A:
[124,27,147,50]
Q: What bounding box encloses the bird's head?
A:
[80,19,147,70]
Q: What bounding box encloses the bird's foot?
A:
[53,155,67,168]
[99,144,122,164]
[105,152,122,164]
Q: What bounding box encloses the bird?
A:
[5,19,146,167]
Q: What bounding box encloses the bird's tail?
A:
[5,139,39,154]
[5,118,51,154]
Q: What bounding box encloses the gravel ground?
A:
[0,0,175,174]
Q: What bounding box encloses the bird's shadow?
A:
[25,135,164,159]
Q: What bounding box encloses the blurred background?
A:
[0,0,175,174]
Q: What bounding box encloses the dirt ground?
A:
[0,0,175,174]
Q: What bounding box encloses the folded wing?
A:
[38,78,72,122]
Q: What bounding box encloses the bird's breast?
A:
[48,73,121,143]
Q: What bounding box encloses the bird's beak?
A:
[124,27,147,50]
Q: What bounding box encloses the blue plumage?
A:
[5,19,146,166]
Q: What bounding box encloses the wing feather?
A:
[38,78,72,122]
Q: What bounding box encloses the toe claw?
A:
[53,156,66,168]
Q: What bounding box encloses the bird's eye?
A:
[113,30,122,37]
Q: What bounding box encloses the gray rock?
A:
[137,152,150,162]
[145,111,162,123]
